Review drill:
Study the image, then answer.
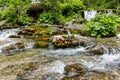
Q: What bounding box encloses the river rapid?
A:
[0,28,120,80]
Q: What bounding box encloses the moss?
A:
[37,36,51,42]
[64,63,87,77]
[34,41,49,48]
[53,35,78,48]
[70,29,82,34]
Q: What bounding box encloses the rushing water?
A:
[0,28,120,80]
[0,28,34,54]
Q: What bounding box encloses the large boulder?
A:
[52,35,78,48]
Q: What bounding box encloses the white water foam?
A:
[0,28,20,54]
[44,61,65,74]
[81,53,120,71]
[48,47,86,55]
[0,28,19,41]
[84,10,97,20]
[117,34,120,38]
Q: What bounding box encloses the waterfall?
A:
[84,10,97,20]
[84,10,114,20]
[31,0,40,4]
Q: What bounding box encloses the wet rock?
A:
[16,62,38,80]
[51,27,63,35]
[41,73,64,80]
[83,71,119,80]
[62,63,87,80]
[15,42,25,49]
[36,36,51,42]
[3,45,16,53]
[42,24,63,28]
[2,41,25,53]
[53,35,78,48]
[64,63,87,77]
[70,29,82,34]
[18,26,37,36]
[18,30,33,36]
[89,44,104,55]
[9,35,21,38]
[74,35,96,48]
[34,41,49,48]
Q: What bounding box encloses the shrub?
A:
[83,14,120,38]
[61,0,85,16]
[38,11,64,25]
[0,0,32,26]
[0,10,4,21]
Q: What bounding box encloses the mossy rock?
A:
[64,63,87,77]
[62,63,87,80]
[37,36,51,42]
[34,41,49,48]
[70,29,82,34]
[18,31,33,36]
[53,35,78,48]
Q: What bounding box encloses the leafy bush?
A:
[61,0,85,16]
[0,0,32,26]
[83,14,120,38]
[38,12,64,25]
[0,10,5,21]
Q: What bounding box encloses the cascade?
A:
[31,0,40,4]
[84,10,97,20]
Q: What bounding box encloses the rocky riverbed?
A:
[0,24,120,80]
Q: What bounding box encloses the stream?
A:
[0,27,120,80]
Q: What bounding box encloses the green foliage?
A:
[0,10,5,21]
[38,12,64,25]
[83,14,120,38]
[0,0,32,26]
[45,27,54,35]
[60,0,85,16]
[83,0,120,9]
[37,0,84,25]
